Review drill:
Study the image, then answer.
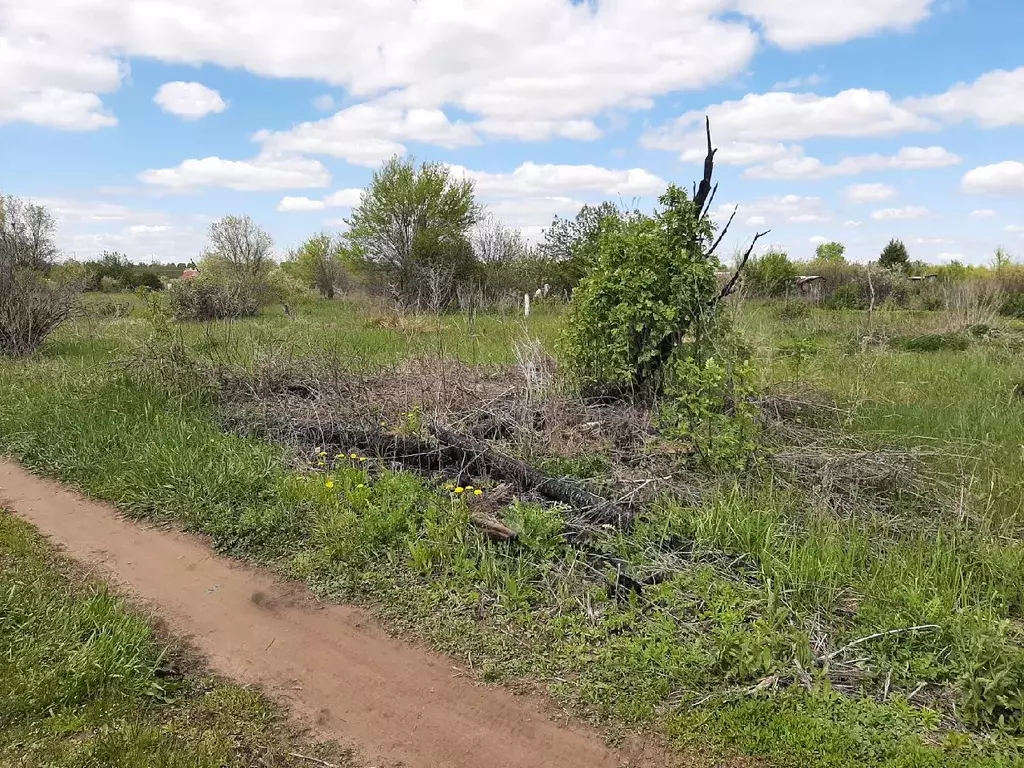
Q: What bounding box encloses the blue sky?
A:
[1,0,1022,265]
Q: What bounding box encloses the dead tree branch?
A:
[712,230,770,306]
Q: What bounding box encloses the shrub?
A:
[823,283,865,310]
[1000,292,1024,318]
[744,250,798,298]
[777,301,811,320]
[560,186,718,396]
[879,238,910,272]
[0,195,81,356]
[167,279,259,321]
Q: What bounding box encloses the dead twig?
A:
[823,625,940,663]
[288,753,338,768]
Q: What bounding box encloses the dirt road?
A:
[0,461,656,768]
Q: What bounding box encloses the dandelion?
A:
[356,483,365,489]
[335,453,344,460]
[350,453,359,460]
[359,457,368,463]
[473,489,483,496]
[325,480,335,489]
[455,487,465,494]
[465,485,474,491]
[319,451,327,457]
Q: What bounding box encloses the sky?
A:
[1,0,1022,266]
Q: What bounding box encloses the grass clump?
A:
[892,333,971,353]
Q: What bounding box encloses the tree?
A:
[878,238,910,272]
[745,249,798,297]
[561,121,768,397]
[992,246,1014,272]
[0,195,81,355]
[202,215,275,279]
[346,156,479,309]
[291,232,347,299]
[537,202,621,292]
[814,241,846,264]
[0,194,59,271]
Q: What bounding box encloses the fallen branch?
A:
[288,753,338,768]
[431,426,629,526]
[712,229,770,306]
[823,624,941,663]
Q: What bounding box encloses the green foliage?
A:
[823,283,866,310]
[814,241,847,264]
[745,249,798,297]
[537,202,623,293]
[347,156,480,309]
[560,184,717,395]
[657,352,759,470]
[83,252,165,293]
[893,333,970,353]
[290,232,349,299]
[167,278,259,321]
[879,238,910,272]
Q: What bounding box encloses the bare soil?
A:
[0,460,661,768]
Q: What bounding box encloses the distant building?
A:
[795,275,825,301]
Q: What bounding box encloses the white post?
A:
[524,292,531,318]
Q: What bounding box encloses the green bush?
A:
[823,284,865,310]
[167,279,260,321]
[777,301,811,320]
[1000,293,1024,318]
[744,250,798,298]
[559,184,717,396]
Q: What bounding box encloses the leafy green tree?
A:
[992,246,1014,272]
[878,238,910,272]
[538,202,621,293]
[745,249,798,297]
[290,232,347,299]
[814,241,846,264]
[346,156,479,309]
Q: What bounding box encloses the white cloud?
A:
[962,161,1024,195]
[255,102,479,166]
[0,88,116,130]
[127,224,171,234]
[871,205,932,220]
[153,81,226,120]
[139,154,331,191]
[472,118,603,142]
[644,88,936,154]
[720,194,831,225]
[745,146,960,179]
[914,236,952,244]
[276,188,363,212]
[809,235,828,244]
[910,67,1024,127]
[771,73,824,91]
[1006,225,1024,233]
[969,209,996,218]
[845,183,898,203]
[844,220,863,228]
[0,36,121,130]
[452,162,665,199]
[324,189,364,208]
[734,0,936,48]
[312,94,335,112]
[277,196,326,212]
[746,215,767,226]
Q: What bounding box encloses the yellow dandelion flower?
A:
[319,451,327,457]
[465,485,474,491]
[359,457,368,463]
[325,480,335,489]
[454,487,465,494]
[317,460,326,467]
[473,489,483,496]
[356,483,365,489]
[350,453,359,460]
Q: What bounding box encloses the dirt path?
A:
[0,461,658,768]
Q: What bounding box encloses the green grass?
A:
[0,511,353,768]
[1,297,1023,767]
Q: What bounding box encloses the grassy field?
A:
[0,511,353,768]
[1,293,1022,767]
